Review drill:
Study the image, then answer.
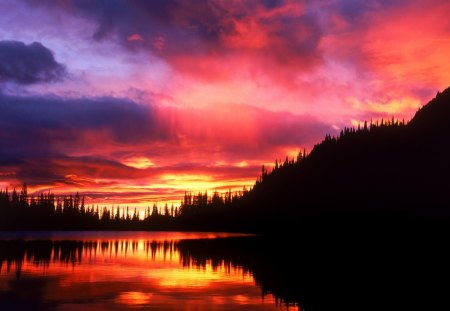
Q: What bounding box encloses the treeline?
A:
[2,88,450,232]
[172,117,411,232]
[0,182,257,231]
[173,89,450,233]
[0,185,183,230]
[0,183,254,231]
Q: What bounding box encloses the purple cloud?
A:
[0,41,66,85]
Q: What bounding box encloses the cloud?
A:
[0,92,328,167]
[0,91,332,202]
[324,0,406,24]
[0,40,66,84]
[27,0,323,80]
[173,104,335,151]
[4,0,448,206]
[0,93,173,177]
[127,33,144,42]
[0,93,170,143]
[0,92,167,191]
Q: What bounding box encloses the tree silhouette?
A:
[1,87,450,232]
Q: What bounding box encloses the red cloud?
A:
[3,0,450,209]
[127,33,144,42]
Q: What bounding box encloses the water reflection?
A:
[0,233,297,311]
[2,231,449,311]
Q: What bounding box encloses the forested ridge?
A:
[179,87,450,232]
[1,87,450,232]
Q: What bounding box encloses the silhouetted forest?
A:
[179,236,450,311]
[175,87,450,233]
[0,186,183,230]
[1,87,450,232]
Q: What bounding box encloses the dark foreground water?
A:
[0,232,296,311]
[1,229,449,311]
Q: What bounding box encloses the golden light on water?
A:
[116,291,153,305]
[0,233,300,311]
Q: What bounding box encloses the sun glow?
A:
[0,0,447,211]
[122,157,155,169]
[236,161,249,167]
[349,97,421,115]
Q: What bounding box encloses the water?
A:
[1,230,449,311]
[0,232,298,311]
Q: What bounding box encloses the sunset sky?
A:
[0,0,449,209]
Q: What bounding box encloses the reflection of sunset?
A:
[155,263,254,288]
[0,234,295,310]
[1,240,253,288]
[117,291,152,305]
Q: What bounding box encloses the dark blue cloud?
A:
[330,0,407,23]
[0,93,172,163]
[0,41,66,85]
[0,93,175,185]
[27,0,323,67]
[0,93,169,142]
[63,0,287,41]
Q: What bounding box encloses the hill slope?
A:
[227,87,450,233]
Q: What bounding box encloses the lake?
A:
[0,231,297,311]
[1,230,449,311]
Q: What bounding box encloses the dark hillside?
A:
[228,88,450,234]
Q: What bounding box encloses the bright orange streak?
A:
[122,157,155,169]
[0,234,291,310]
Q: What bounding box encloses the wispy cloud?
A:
[0,0,448,206]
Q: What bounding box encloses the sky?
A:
[0,0,449,210]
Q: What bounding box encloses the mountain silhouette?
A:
[174,87,449,234]
[2,90,449,310]
[2,88,450,234]
[409,87,450,133]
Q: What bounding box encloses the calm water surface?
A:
[0,231,298,311]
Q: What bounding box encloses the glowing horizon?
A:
[0,0,449,211]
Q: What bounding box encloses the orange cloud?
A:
[363,1,450,90]
[2,0,450,210]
